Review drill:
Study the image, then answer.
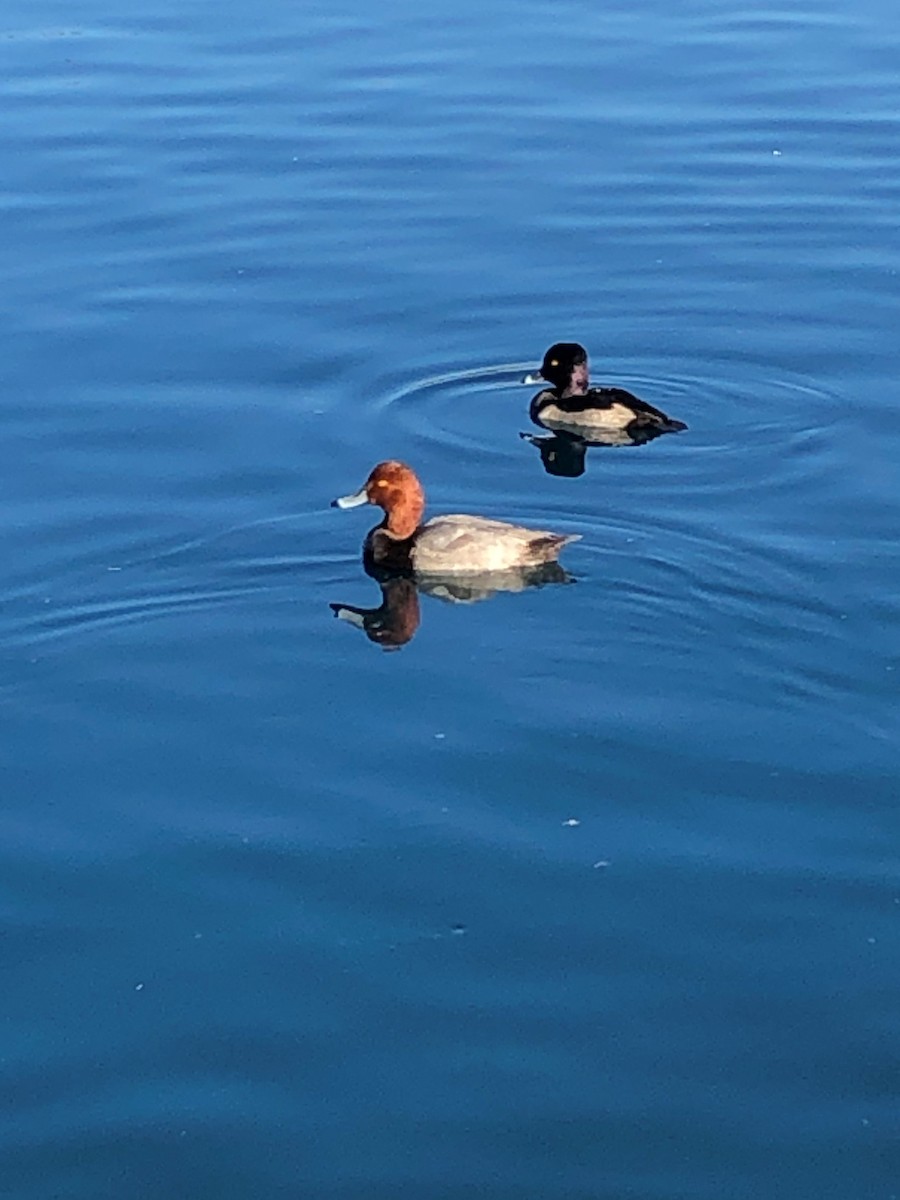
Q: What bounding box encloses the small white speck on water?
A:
[134,982,144,991]
[562,818,580,827]
[772,149,783,156]
[194,932,202,940]
[593,860,610,869]
[434,732,445,740]
[867,937,877,945]
[106,566,122,572]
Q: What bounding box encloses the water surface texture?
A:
[2,0,898,1197]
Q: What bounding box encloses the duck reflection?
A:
[521,422,674,477]
[330,554,572,650]
[330,574,421,649]
[520,430,589,477]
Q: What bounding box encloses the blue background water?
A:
[2,0,898,1196]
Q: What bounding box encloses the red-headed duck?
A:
[524,342,687,439]
[332,460,579,574]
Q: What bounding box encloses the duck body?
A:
[530,384,686,439]
[388,513,573,574]
[333,461,578,576]
[526,342,687,440]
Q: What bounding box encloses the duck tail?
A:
[531,532,581,562]
[661,417,688,432]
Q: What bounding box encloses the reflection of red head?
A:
[367,577,420,648]
[330,576,421,650]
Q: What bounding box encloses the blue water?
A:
[2,0,898,1196]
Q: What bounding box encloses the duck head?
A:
[332,460,425,540]
[525,342,590,396]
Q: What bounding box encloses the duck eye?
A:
[550,359,558,367]
[376,478,389,488]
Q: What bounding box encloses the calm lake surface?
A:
[2,0,898,1196]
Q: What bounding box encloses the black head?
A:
[538,342,589,391]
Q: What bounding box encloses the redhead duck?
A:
[524,342,687,439]
[332,460,579,574]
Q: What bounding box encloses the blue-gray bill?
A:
[332,487,369,509]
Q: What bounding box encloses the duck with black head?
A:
[524,342,687,442]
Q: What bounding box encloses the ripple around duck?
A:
[371,355,853,678]
[374,353,846,499]
[3,583,262,653]
[0,510,340,658]
[374,361,535,462]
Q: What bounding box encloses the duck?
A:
[332,460,579,574]
[524,342,687,439]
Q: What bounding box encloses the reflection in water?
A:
[331,554,573,649]
[417,559,571,603]
[520,430,588,477]
[330,575,420,649]
[521,423,674,477]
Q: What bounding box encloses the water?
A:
[2,0,898,1196]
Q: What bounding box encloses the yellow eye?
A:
[550,359,558,367]
[376,478,389,488]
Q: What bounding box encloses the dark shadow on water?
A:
[330,553,573,650]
